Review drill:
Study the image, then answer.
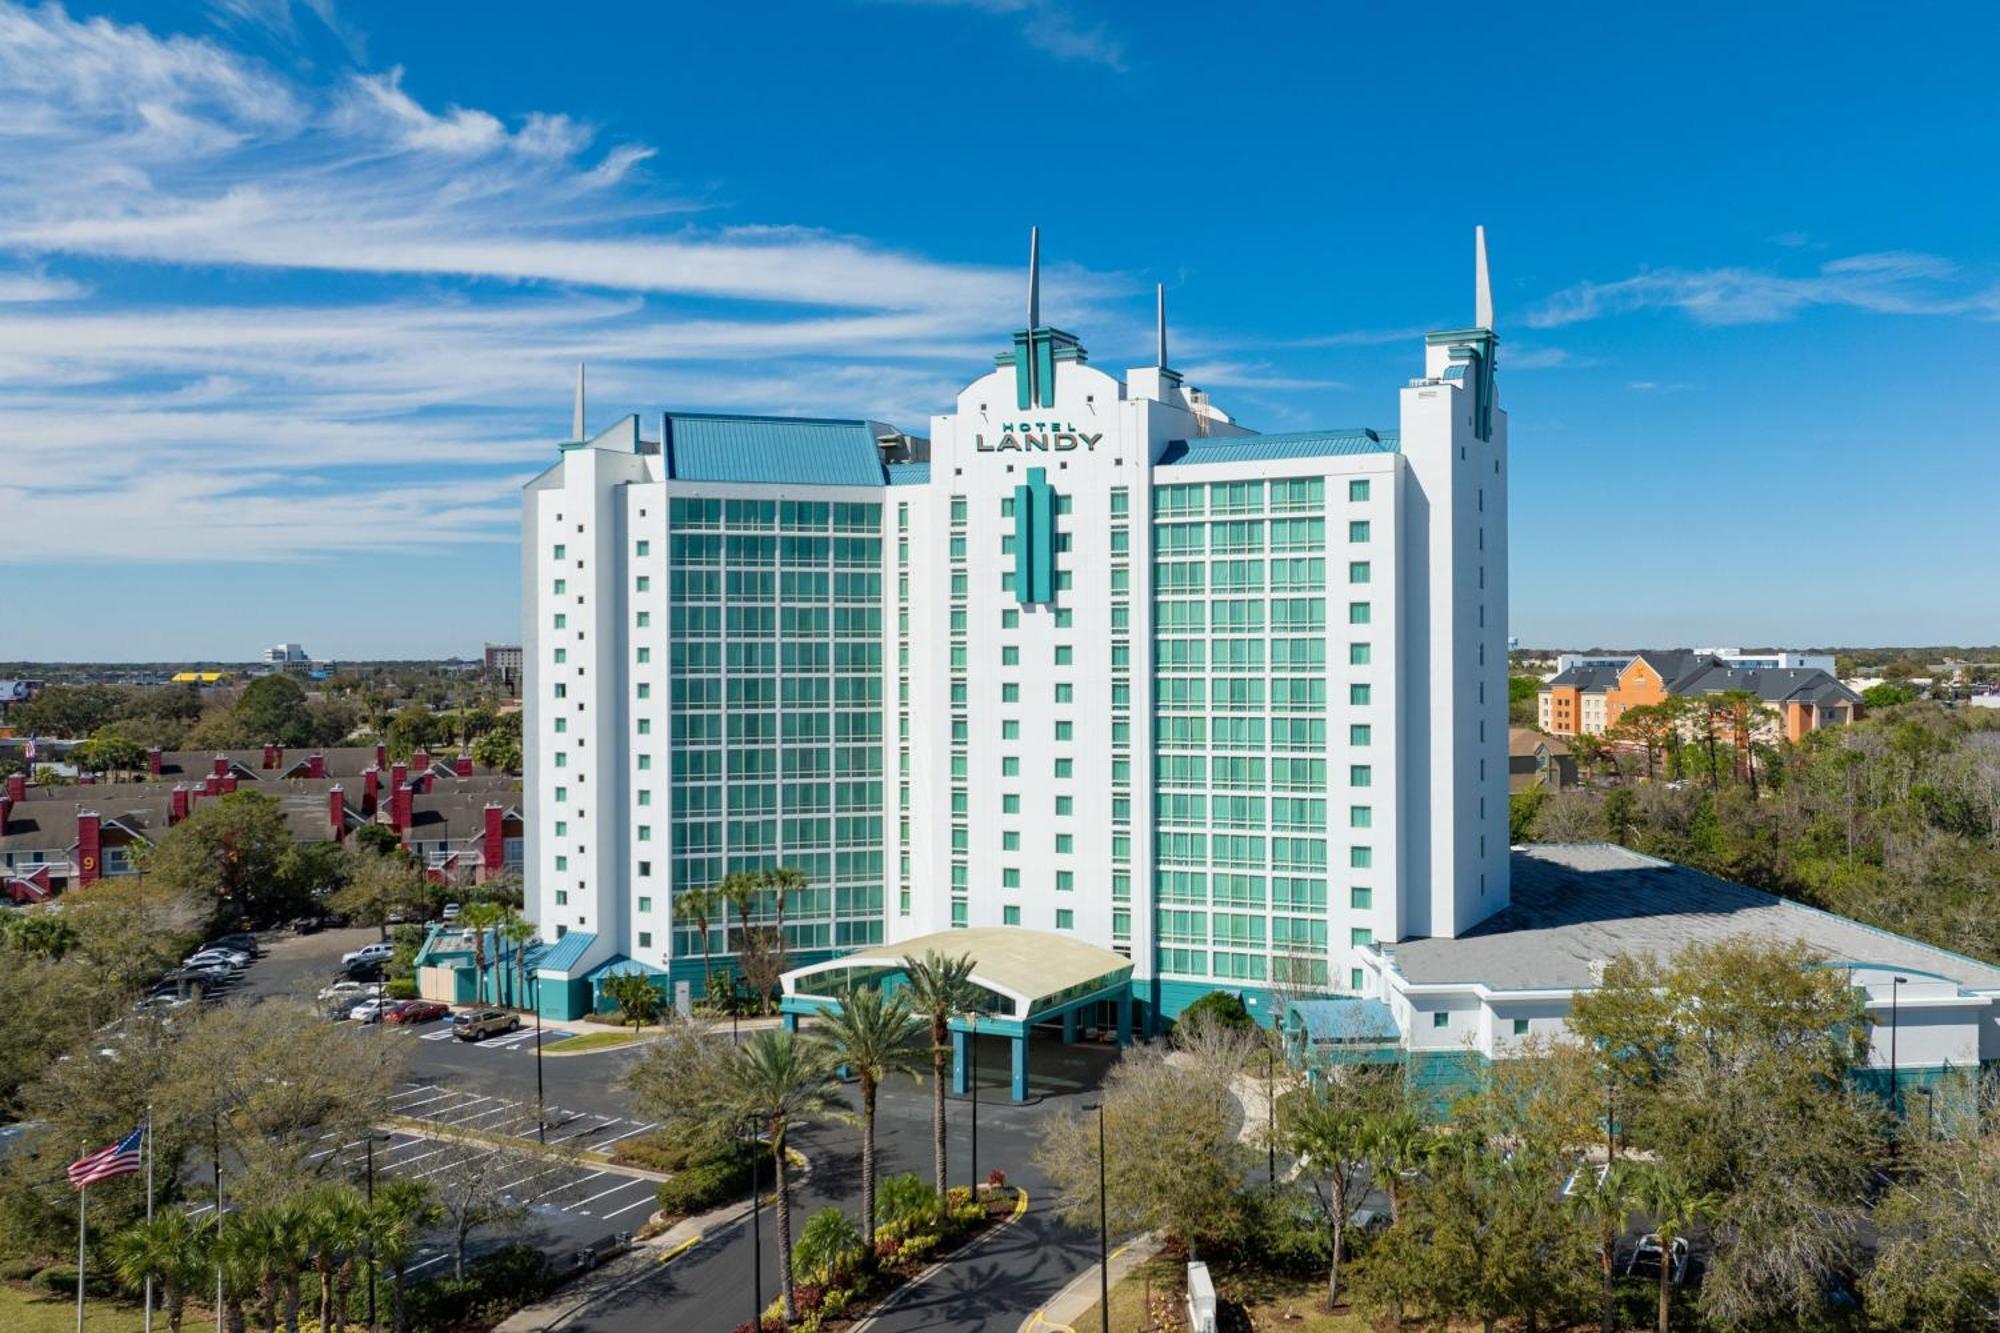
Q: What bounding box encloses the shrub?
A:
[0,1256,41,1281]
[655,1141,762,1218]
[1178,990,1254,1032]
[874,1172,936,1234]
[986,1167,1008,1190]
[614,1131,701,1174]
[404,1243,551,1329]
[384,977,419,1000]
[792,1206,862,1283]
[33,1265,78,1295]
[790,1281,825,1314]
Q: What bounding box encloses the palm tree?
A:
[726,1029,847,1323]
[1566,1160,1636,1333]
[300,1185,370,1333]
[1289,1090,1369,1309]
[681,882,719,1002]
[458,901,505,1005]
[367,1178,440,1333]
[1358,1106,1430,1224]
[816,985,926,1240]
[222,1207,295,1333]
[1627,1162,1720,1333]
[498,911,538,1010]
[108,1211,210,1333]
[901,950,978,1197]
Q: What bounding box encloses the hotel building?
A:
[521,231,1511,1031]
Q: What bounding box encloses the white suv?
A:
[341,941,395,967]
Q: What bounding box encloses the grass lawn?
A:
[0,1283,160,1332]
[1073,1258,1372,1333]
[544,1030,643,1053]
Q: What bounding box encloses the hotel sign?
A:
[976,422,1102,452]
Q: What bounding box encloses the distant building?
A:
[1507,727,1576,793]
[263,643,310,664]
[1554,647,1835,674]
[483,643,523,685]
[1539,650,1860,742]
[168,671,231,686]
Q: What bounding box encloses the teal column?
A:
[951,1030,970,1095]
[782,1011,799,1034]
[1061,1009,1077,1044]
[1011,1035,1029,1102]
[1117,992,1133,1046]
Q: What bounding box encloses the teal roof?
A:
[665,413,891,487]
[1286,998,1401,1043]
[585,955,666,983]
[1158,428,1398,468]
[885,462,930,486]
[534,930,597,974]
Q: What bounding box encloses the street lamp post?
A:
[1085,1101,1108,1333]
[534,978,546,1145]
[968,1010,979,1197]
[746,1119,763,1330]
[1889,975,1909,1118]
[1265,1044,1276,1188]
[364,1134,375,1331]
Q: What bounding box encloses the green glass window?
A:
[554,613,566,629]
[1432,1011,1449,1029]
[1110,568,1129,594]
[636,611,650,628]
[634,576,648,592]
[553,648,566,664]
[1055,833,1073,853]
[1001,683,1020,702]
[1054,684,1073,703]
[1001,609,1019,628]
[1003,867,1021,887]
[1348,601,1371,626]
[1001,646,1020,665]
[637,825,651,841]
[1350,806,1372,829]
[1350,643,1371,666]
[1002,756,1020,776]
[554,579,567,594]
[1002,720,1020,739]
[1349,724,1371,745]
[637,754,651,770]
[1351,927,1373,947]
[636,540,650,556]
[1350,765,1371,787]
[1056,870,1074,891]
[554,718,567,733]
[1003,794,1021,813]
[553,544,566,560]
[1054,645,1073,665]
[1349,683,1372,706]
[1348,561,1371,584]
[950,495,967,524]
[1055,795,1073,816]
[555,889,568,905]
[554,786,567,803]
[1110,529,1129,554]
[554,855,567,871]
[1350,968,1365,990]
[1110,489,1129,517]
[952,901,968,928]
[636,646,650,663]
[1350,846,1372,869]
[637,789,651,806]
[1055,909,1074,930]
[1350,886,1372,909]
[1054,608,1073,628]
[1348,520,1370,543]
[1349,479,1370,502]
[637,718,652,735]
[1003,906,1021,926]
[1054,721,1073,741]
[1002,831,1020,850]
[1055,758,1073,778]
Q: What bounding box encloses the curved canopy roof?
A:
[782,927,1133,1022]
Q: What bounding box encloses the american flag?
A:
[67,1128,143,1189]
[23,735,36,762]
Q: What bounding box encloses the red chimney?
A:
[203,775,220,796]
[308,752,325,779]
[363,766,380,817]
[374,743,387,769]
[391,761,408,792]
[261,743,276,769]
[170,785,189,824]
[211,755,227,779]
[147,747,162,776]
[76,811,102,887]
[219,774,238,794]
[329,785,346,840]
[412,749,430,777]
[482,804,505,876]
[390,783,412,833]
[5,773,22,802]
[0,793,12,832]
[455,754,474,779]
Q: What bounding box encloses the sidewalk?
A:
[516,1010,789,1040]
[1018,1232,1164,1333]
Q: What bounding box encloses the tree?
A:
[726,1030,847,1322]
[1608,703,1672,781]
[329,849,426,941]
[1716,688,1777,796]
[792,1205,863,1285]
[1177,989,1254,1032]
[600,971,661,1032]
[499,911,538,1011]
[300,1184,370,1333]
[135,791,295,927]
[1860,681,1919,709]
[679,882,720,1002]
[75,728,148,779]
[1358,1106,1430,1225]
[108,1209,210,1333]
[367,1178,440,1333]
[816,985,925,1240]
[1508,674,1542,726]
[275,841,351,924]
[7,684,131,739]
[1287,1086,1370,1308]
[456,901,505,1004]
[1565,1161,1636,1333]
[1037,1042,1252,1258]
[1863,1130,2000,1329]
[426,1145,527,1278]
[1626,1161,1721,1333]
[900,950,977,1196]
[235,675,315,749]
[469,729,520,774]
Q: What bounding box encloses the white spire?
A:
[572,363,586,441]
[1474,225,1493,331]
[1027,225,1041,329]
[1156,282,1168,369]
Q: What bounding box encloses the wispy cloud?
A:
[1529,251,2000,328]
[1180,361,1349,392]
[0,2,1142,562]
[880,0,1129,70]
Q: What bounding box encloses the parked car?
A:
[1623,1234,1691,1285]
[441,902,462,923]
[186,948,250,970]
[342,941,395,967]
[133,994,193,1014]
[317,980,374,1003]
[340,959,387,983]
[349,998,402,1024]
[387,999,449,1025]
[452,1009,521,1042]
[200,933,260,957]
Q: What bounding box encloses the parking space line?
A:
[603,1192,658,1220]
[498,1163,568,1194]
[387,1090,457,1113]
[404,1092,484,1120]
[305,1138,368,1164]
[563,1179,639,1213]
[382,1144,452,1171]
[406,1253,450,1275]
[588,1121,657,1151]
[388,1084,445,1105]
[453,1101,525,1126]
[527,1169,603,1204]
[549,1116,620,1145]
[408,1149,498,1180]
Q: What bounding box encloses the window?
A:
[1001,609,1019,628]
[1001,646,1020,665]
[1002,720,1020,739]
[1002,867,1021,886]
[637,683,650,700]
[1054,645,1073,665]
[1054,721,1073,741]
[1350,765,1371,787]
[636,646,651,663]
[1348,561,1371,584]
[1350,968,1365,990]
[637,754,652,770]
[1055,795,1073,815]
[1350,886,1372,909]
[1002,794,1021,813]
[1348,479,1370,502]
[1002,831,1020,850]
[635,576,649,592]
[638,860,651,877]
[637,825,652,841]
[1350,805,1372,828]
[1055,833,1073,854]
[553,578,567,595]
[1055,758,1073,778]
[1350,643,1372,666]
[638,931,653,949]
[636,611,650,628]
[1350,846,1372,869]
[555,890,569,906]
[553,544,566,559]
[1003,906,1021,925]
[1348,602,1371,626]
[554,855,568,871]
[1348,520,1370,543]
[554,613,567,629]
[1055,909,1074,930]
[1349,683,1372,706]
[638,718,652,735]
[1512,1018,1530,1036]
[637,896,652,912]
[554,786,568,803]
[1432,1011,1449,1029]
[1001,683,1020,703]
[636,540,650,556]
[1351,927,1373,947]
[1349,724,1372,745]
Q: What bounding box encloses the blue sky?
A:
[5,1,1999,660]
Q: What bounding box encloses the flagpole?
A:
[213,1115,224,1333]
[74,1145,86,1333]
[143,1106,155,1333]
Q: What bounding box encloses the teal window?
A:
[554,579,567,594]
[1350,765,1371,788]
[553,753,567,769]
[1002,756,1020,776]
[950,535,967,559]
[637,790,652,806]
[637,825,652,841]
[1350,643,1371,666]
[636,540,650,556]
[1055,608,1073,628]
[1349,683,1371,706]
[1000,497,1015,516]
[636,647,650,663]
[1110,529,1129,555]
[1054,645,1073,665]
[1001,683,1020,703]
[638,718,652,735]
[1000,572,1015,590]
[1349,479,1370,502]
[953,573,969,597]
[1056,870,1074,891]
[555,889,568,905]
[1432,1011,1449,1029]
[1351,927,1373,947]
[1003,867,1021,886]
[1054,720,1073,741]
[1348,602,1370,626]
[553,544,566,560]
[1110,568,1129,594]
[1003,794,1021,813]
[1110,489,1129,517]
[1055,909,1074,930]
[1002,831,1020,850]
[635,576,648,592]
[1055,833,1073,853]
[951,495,967,524]
[1513,1018,1530,1036]
[554,718,567,734]
[1350,886,1372,909]
[1055,795,1073,815]
[1002,720,1020,739]
[1055,758,1073,778]
[554,821,567,836]
[1351,846,1372,869]
[1348,521,1370,542]
[1113,909,1131,936]
[554,786,567,803]
[1001,646,1020,665]
[952,901,968,927]
[1350,968,1365,990]
[637,755,651,770]
[1349,561,1371,584]
[1349,724,1371,745]
[1003,906,1021,926]
[1001,609,1019,628]
[554,855,568,871]
[636,611,649,628]
[553,613,566,629]
[637,896,652,912]
[1350,805,1372,829]
[553,648,567,664]
[638,932,653,949]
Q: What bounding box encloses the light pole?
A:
[1889,975,1908,1118]
[1265,1044,1276,1188]
[1084,1101,1108,1333]
[533,973,546,1145]
[967,1010,979,1197]
[744,1117,763,1330]
[364,1134,375,1332]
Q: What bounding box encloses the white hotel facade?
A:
[520,233,1511,1030]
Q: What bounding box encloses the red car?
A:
[386,999,450,1025]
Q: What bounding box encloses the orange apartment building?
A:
[1538,650,1860,743]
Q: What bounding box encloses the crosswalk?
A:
[415,1026,574,1051]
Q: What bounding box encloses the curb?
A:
[1018,1231,1162,1333]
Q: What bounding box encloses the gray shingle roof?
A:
[1542,665,1623,692]
[1387,845,2000,994]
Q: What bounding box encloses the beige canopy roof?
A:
[782,927,1133,1022]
